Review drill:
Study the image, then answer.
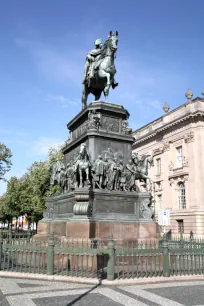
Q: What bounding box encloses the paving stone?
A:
[115,288,159,306]
[0,290,10,306]
[17,283,46,288]
[147,285,204,306]
[33,293,122,306]
[1,277,204,306]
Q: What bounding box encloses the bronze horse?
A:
[82,31,118,109]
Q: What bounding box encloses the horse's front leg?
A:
[98,69,111,101]
[79,169,83,188]
[86,168,90,184]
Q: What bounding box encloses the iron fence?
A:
[1,231,204,280]
[1,229,36,241]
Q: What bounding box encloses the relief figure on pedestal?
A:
[50,161,65,195]
[60,165,67,193]
[133,153,154,191]
[65,163,77,192]
[92,155,105,188]
[124,159,137,191]
[121,120,132,135]
[88,110,100,130]
[74,143,91,188]
[106,157,121,190]
[49,148,154,194]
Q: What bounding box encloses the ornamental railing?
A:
[1,232,204,280]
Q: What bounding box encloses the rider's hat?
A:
[94,38,102,46]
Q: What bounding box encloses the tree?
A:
[6,176,23,220]
[24,161,51,225]
[0,142,12,181]
[4,145,64,227]
[47,146,64,165]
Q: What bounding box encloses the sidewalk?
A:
[1,270,204,286]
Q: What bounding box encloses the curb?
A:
[1,271,204,285]
[0,272,99,284]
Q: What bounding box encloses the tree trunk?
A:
[22,216,24,230]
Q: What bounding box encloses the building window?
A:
[156,158,161,175]
[158,194,162,209]
[178,183,186,209]
[176,146,183,168]
[177,220,184,234]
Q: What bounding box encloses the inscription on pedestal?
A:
[96,201,134,214]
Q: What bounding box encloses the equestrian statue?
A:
[82,31,119,109]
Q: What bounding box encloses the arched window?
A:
[178,183,186,209]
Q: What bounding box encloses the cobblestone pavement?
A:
[1,277,204,306]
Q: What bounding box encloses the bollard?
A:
[107,233,115,281]
[47,232,54,275]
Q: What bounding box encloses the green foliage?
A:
[0,142,12,181]
[24,161,51,223]
[4,145,64,226]
[0,195,13,223]
[6,176,23,218]
[47,146,64,165]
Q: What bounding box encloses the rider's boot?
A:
[112,81,118,89]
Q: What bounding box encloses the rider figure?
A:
[82,38,103,85]
[82,38,118,89]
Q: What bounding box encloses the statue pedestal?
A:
[35,102,156,243]
[36,187,156,243]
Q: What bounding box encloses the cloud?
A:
[31,137,64,156]
[14,39,84,85]
[46,93,80,108]
[148,99,163,110]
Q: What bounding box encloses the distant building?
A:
[132,90,204,237]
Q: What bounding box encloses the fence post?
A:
[47,232,54,275]
[8,227,12,243]
[180,232,184,249]
[162,234,170,277]
[27,228,31,241]
[0,230,3,270]
[107,233,115,281]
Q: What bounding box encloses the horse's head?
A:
[149,155,154,167]
[145,155,154,169]
[79,143,89,161]
[107,30,118,52]
[79,143,86,155]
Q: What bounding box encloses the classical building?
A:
[132,90,204,237]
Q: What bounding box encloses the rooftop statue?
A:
[82,31,119,109]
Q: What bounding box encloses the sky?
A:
[0,0,204,195]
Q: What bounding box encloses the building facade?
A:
[132,94,204,237]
